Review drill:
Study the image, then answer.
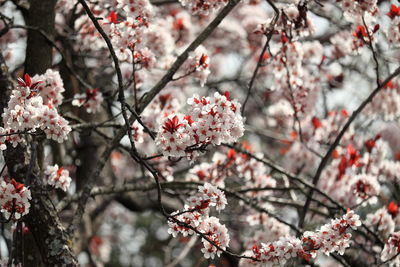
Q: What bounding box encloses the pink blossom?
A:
[168,183,229,259]
[179,0,228,15]
[156,92,244,158]
[45,164,72,192]
[244,210,361,265]
[72,88,104,114]
[0,73,71,149]
[0,179,31,220]
[381,232,400,265]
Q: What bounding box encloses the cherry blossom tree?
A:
[0,0,400,266]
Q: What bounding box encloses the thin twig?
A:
[241,4,279,115]
[10,24,92,89]
[362,16,380,88]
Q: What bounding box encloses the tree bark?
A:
[24,0,56,75]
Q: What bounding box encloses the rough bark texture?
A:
[24,182,78,266]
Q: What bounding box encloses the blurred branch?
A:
[165,236,198,267]
[242,0,279,115]
[9,24,92,88]
[298,65,400,240]
[150,0,178,5]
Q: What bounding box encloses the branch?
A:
[242,2,279,115]
[71,0,140,235]
[138,0,241,113]
[298,65,400,229]
[222,143,344,209]
[69,0,242,236]
[10,24,92,88]
[362,16,380,88]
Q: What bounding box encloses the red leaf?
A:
[227,149,236,159]
[352,25,368,39]
[183,115,194,125]
[311,117,322,129]
[387,4,400,19]
[373,24,380,33]
[385,80,394,89]
[364,139,376,153]
[107,11,118,24]
[162,116,183,133]
[388,201,399,217]
[199,54,209,67]
[262,52,270,61]
[10,179,24,193]
[24,73,32,87]
[224,91,230,100]
[173,18,185,30]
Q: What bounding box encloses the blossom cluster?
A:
[33,69,65,107]
[75,0,154,66]
[155,92,245,158]
[185,145,277,202]
[45,164,72,192]
[244,211,291,248]
[387,5,400,46]
[381,232,400,266]
[242,210,361,266]
[315,133,400,209]
[242,203,293,262]
[178,0,228,15]
[366,80,400,121]
[335,0,378,20]
[258,40,323,118]
[0,73,71,150]
[0,178,31,220]
[178,46,211,86]
[185,150,236,187]
[102,0,153,65]
[349,174,380,201]
[365,207,395,239]
[72,88,104,114]
[168,183,229,259]
[319,148,376,207]
[256,3,315,38]
[89,235,112,265]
